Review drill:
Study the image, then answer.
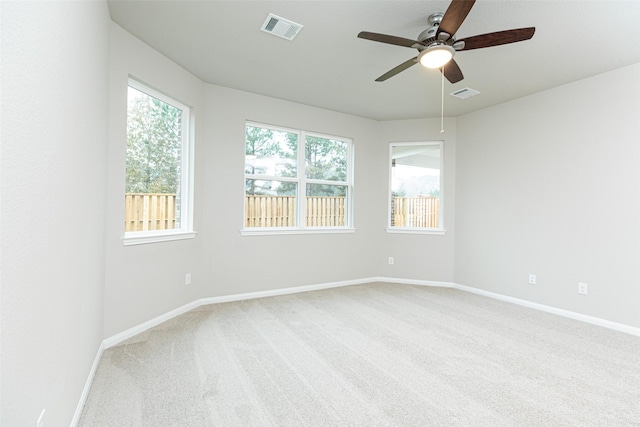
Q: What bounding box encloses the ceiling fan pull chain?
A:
[440,66,445,133]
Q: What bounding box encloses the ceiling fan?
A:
[357,0,535,84]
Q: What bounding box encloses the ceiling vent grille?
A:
[260,13,303,41]
[450,87,481,100]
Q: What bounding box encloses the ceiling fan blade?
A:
[457,27,535,50]
[438,0,476,39]
[375,57,418,82]
[441,59,464,84]
[358,31,422,48]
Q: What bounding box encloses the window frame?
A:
[242,121,354,235]
[387,141,445,235]
[123,78,196,246]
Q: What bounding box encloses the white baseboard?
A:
[103,277,377,350]
[199,277,376,306]
[70,341,105,426]
[374,277,454,288]
[103,277,639,350]
[450,282,640,337]
[376,278,639,336]
[80,276,638,425]
[102,299,202,349]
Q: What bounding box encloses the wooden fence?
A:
[392,196,440,228]
[245,195,346,227]
[245,195,296,227]
[125,193,177,232]
[125,193,439,231]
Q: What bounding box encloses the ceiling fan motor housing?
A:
[418,13,454,47]
[417,26,438,43]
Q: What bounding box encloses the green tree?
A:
[277,135,348,196]
[245,126,298,195]
[305,136,346,179]
[126,91,182,193]
[245,126,275,172]
[244,127,348,197]
[246,126,276,195]
[305,136,347,196]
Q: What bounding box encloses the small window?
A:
[389,142,444,233]
[124,79,194,244]
[244,122,353,232]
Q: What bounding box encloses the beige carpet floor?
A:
[79,282,640,426]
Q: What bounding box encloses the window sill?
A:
[241,228,356,236]
[386,228,446,236]
[123,230,198,246]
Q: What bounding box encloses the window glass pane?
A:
[305,136,347,181]
[243,122,353,231]
[245,178,297,196]
[125,86,183,232]
[390,144,441,229]
[306,184,347,227]
[245,126,297,177]
[245,179,297,227]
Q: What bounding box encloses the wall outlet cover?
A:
[578,282,588,295]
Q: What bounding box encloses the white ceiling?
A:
[107,0,640,121]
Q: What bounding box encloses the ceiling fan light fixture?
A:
[418,44,455,69]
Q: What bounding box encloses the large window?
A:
[244,122,353,232]
[124,79,194,244]
[389,142,443,233]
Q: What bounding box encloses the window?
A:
[389,142,444,233]
[244,122,353,233]
[124,79,195,245]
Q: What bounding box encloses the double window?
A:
[244,122,353,232]
[124,79,194,244]
[389,142,444,233]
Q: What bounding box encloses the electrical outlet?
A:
[578,282,588,295]
[37,409,46,427]
[388,257,394,265]
[528,274,536,285]
[185,273,192,285]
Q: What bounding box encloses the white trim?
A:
[103,299,203,349]
[451,282,640,337]
[70,341,105,426]
[102,277,376,349]
[241,228,355,236]
[386,228,446,235]
[102,277,640,349]
[388,140,444,230]
[122,230,197,246]
[125,78,195,240]
[128,78,190,111]
[386,278,639,337]
[81,276,639,423]
[244,122,354,230]
[198,277,373,306]
[374,277,454,288]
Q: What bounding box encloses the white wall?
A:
[103,25,384,337]
[103,24,207,338]
[199,85,382,296]
[455,63,640,328]
[0,2,110,426]
[377,119,456,282]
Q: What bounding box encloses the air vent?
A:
[450,87,481,100]
[260,13,303,41]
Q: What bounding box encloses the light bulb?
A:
[418,45,455,69]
